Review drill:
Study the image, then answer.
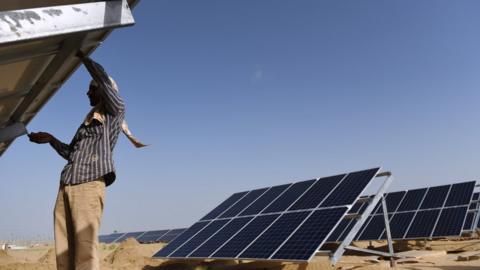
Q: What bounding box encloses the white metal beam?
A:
[0,0,134,45]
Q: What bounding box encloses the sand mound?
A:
[104,237,149,266]
[37,248,55,264]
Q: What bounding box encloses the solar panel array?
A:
[154,168,380,261]
[99,228,187,244]
[326,181,476,243]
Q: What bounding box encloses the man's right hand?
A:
[28,132,54,144]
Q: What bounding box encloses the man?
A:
[28,52,144,270]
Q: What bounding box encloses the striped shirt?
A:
[50,57,124,187]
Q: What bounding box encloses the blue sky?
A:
[1,0,480,239]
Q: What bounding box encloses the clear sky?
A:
[1,0,480,240]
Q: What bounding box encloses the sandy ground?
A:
[0,238,479,270]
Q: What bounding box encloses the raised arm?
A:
[79,53,125,115]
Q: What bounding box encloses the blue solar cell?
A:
[212,214,280,258]
[419,185,450,209]
[445,182,475,207]
[358,215,385,241]
[432,206,468,237]
[463,212,475,230]
[355,215,373,241]
[137,230,170,243]
[382,212,415,239]
[396,188,427,212]
[240,211,310,259]
[473,192,480,201]
[170,220,230,257]
[327,218,351,242]
[385,191,406,213]
[158,228,187,242]
[189,217,253,258]
[289,174,346,210]
[376,192,406,214]
[272,207,347,261]
[154,222,209,257]
[219,188,269,218]
[321,168,379,207]
[405,209,440,238]
[262,180,316,214]
[201,192,248,221]
[338,218,356,242]
[239,184,291,216]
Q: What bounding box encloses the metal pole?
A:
[381,195,396,267]
[330,173,393,265]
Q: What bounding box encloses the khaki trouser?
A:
[54,179,105,270]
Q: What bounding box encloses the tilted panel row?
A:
[154,168,380,261]
[326,181,476,243]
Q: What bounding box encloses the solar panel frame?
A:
[158,228,187,242]
[137,230,171,243]
[218,188,269,218]
[189,216,254,258]
[339,181,477,242]
[238,184,292,216]
[200,192,249,221]
[154,167,382,262]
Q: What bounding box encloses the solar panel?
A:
[328,181,476,243]
[239,184,291,216]
[420,185,450,209]
[158,228,187,242]
[155,222,210,257]
[376,191,405,214]
[445,182,475,206]
[359,215,388,241]
[262,180,316,214]
[288,174,345,211]
[99,233,126,244]
[154,168,381,262]
[432,206,468,237]
[189,217,254,258]
[239,211,311,259]
[219,188,269,218]
[115,231,146,243]
[201,192,248,221]
[396,188,427,212]
[272,207,347,260]
[405,209,441,239]
[212,214,280,258]
[137,230,170,243]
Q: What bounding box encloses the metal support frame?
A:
[0,0,134,45]
[380,193,396,267]
[329,172,394,265]
[470,183,480,233]
[0,0,138,157]
[0,122,27,143]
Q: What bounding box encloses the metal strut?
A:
[329,172,393,265]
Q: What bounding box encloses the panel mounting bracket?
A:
[328,172,396,266]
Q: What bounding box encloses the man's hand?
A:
[76,51,86,59]
[28,132,54,144]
